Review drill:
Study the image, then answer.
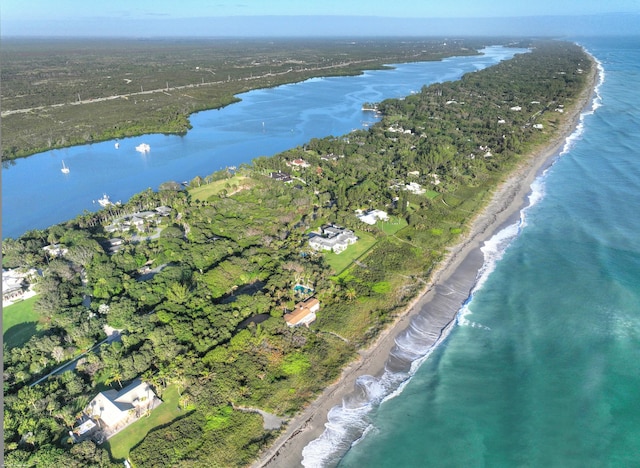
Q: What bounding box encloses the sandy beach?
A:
[253,55,599,468]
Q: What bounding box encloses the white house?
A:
[309,225,357,254]
[2,268,38,306]
[357,209,389,225]
[85,379,161,435]
[43,244,68,258]
[405,182,426,195]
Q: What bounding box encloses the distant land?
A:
[2,14,639,38]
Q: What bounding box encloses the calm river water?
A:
[2,46,523,239]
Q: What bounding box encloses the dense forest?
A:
[2,41,592,467]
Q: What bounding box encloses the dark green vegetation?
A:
[2,41,591,467]
[1,37,492,161]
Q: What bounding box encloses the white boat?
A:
[97,194,112,207]
[115,142,120,149]
[61,160,70,174]
[135,143,150,153]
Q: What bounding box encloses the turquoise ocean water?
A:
[304,37,640,467]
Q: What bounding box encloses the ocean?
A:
[303,36,640,467]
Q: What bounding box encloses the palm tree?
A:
[105,369,123,389]
[54,406,78,431]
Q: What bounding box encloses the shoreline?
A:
[253,55,599,468]
[2,48,477,163]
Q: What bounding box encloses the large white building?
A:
[309,225,357,254]
[357,209,389,225]
[85,379,161,437]
[2,268,37,306]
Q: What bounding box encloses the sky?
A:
[2,0,639,37]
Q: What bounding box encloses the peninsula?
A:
[256,46,599,468]
[2,41,596,467]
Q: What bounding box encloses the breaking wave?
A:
[301,48,604,468]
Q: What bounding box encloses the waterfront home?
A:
[100,238,124,255]
[2,269,27,304]
[308,225,357,254]
[320,153,341,161]
[2,268,38,305]
[284,297,320,327]
[357,209,389,225]
[269,171,293,183]
[405,182,426,195]
[155,205,172,217]
[43,244,68,258]
[288,158,310,168]
[84,378,161,439]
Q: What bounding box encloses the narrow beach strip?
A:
[253,52,599,468]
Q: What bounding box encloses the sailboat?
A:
[61,160,70,174]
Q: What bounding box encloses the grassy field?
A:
[379,216,408,236]
[106,385,184,462]
[324,231,377,275]
[189,175,251,201]
[3,296,41,349]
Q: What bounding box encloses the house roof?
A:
[284,308,310,326]
[87,378,156,428]
[298,297,319,310]
[284,298,320,326]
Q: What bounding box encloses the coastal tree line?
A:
[1,37,495,161]
[2,41,591,467]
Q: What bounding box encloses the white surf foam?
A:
[302,371,407,467]
[559,48,605,159]
[302,46,606,468]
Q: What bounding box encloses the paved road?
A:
[29,327,122,387]
[1,60,376,117]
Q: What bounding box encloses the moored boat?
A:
[97,194,112,207]
[135,143,150,153]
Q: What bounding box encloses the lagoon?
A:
[2,46,524,239]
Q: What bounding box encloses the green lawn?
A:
[3,296,41,349]
[106,385,184,462]
[324,231,377,275]
[189,175,251,201]
[379,216,408,236]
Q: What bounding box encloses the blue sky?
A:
[2,0,639,36]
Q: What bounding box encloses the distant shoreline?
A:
[1,38,480,162]
[252,52,599,468]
